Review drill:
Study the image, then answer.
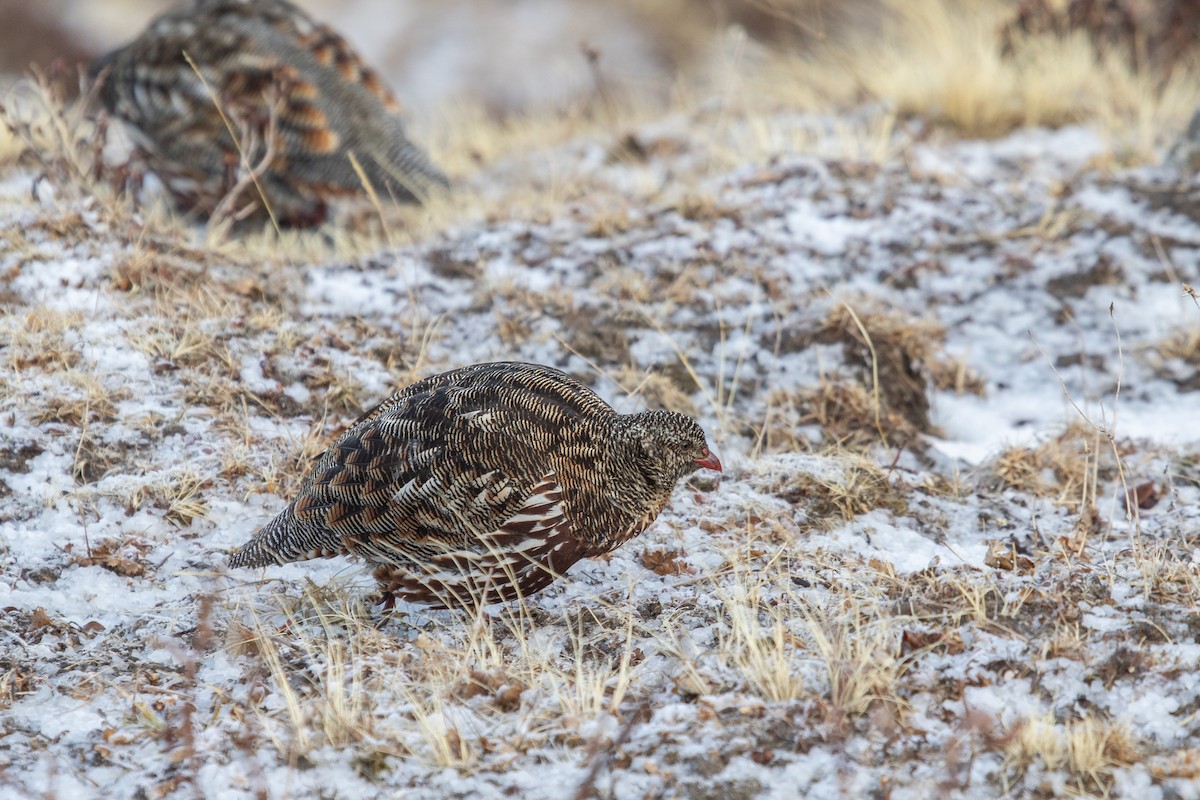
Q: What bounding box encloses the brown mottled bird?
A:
[89,0,449,226]
[229,362,722,609]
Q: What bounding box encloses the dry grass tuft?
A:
[1151,323,1200,390]
[1155,326,1200,363]
[161,471,212,526]
[1004,712,1140,794]
[762,302,979,453]
[613,365,698,416]
[3,308,85,372]
[32,371,128,427]
[779,379,914,452]
[752,0,1200,157]
[112,470,213,523]
[683,555,909,727]
[1125,541,1200,603]
[817,303,953,437]
[108,250,210,296]
[794,453,908,523]
[255,423,335,499]
[986,420,1133,513]
[129,320,232,373]
[0,69,105,192]
[71,433,142,486]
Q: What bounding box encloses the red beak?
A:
[694,449,722,472]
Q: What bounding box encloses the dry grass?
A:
[225,585,648,771]
[225,546,918,777]
[202,527,1183,794]
[757,302,981,454]
[1004,712,1140,795]
[3,0,1196,266]
[128,318,233,372]
[817,303,973,437]
[0,116,22,164]
[797,452,908,523]
[550,0,1186,184]
[1126,541,1200,603]
[611,365,698,416]
[31,370,127,427]
[0,70,106,190]
[2,307,85,372]
[861,1,1192,147]
[1155,326,1200,363]
[277,27,1196,267]
[651,546,913,737]
[987,420,1133,513]
[381,96,677,248]
[5,0,1193,264]
[1151,320,1200,391]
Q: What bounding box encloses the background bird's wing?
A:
[221,5,450,199]
[252,3,403,114]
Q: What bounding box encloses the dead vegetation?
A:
[1150,321,1200,390]
[2,307,84,372]
[1003,712,1141,796]
[763,0,1200,152]
[758,302,983,453]
[0,67,110,199]
[6,0,1197,252]
[984,420,1135,512]
[999,0,1200,76]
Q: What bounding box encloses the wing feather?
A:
[371,473,589,606]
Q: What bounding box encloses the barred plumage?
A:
[229,362,722,609]
[90,0,448,226]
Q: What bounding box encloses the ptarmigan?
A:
[89,0,449,226]
[229,362,722,609]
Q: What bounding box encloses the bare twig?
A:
[206,86,283,232]
[838,301,887,447]
[182,51,282,236]
[1183,283,1200,311]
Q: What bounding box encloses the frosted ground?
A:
[3,91,1200,798]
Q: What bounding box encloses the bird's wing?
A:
[355,473,586,606]
[230,364,603,573]
[225,7,449,198]
[289,406,542,549]
[254,3,403,113]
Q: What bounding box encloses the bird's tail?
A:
[366,115,450,204]
[228,505,333,568]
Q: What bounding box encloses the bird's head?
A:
[616,410,722,496]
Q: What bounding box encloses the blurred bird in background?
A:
[87,0,449,227]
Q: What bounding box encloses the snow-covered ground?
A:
[3,99,1200,798]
